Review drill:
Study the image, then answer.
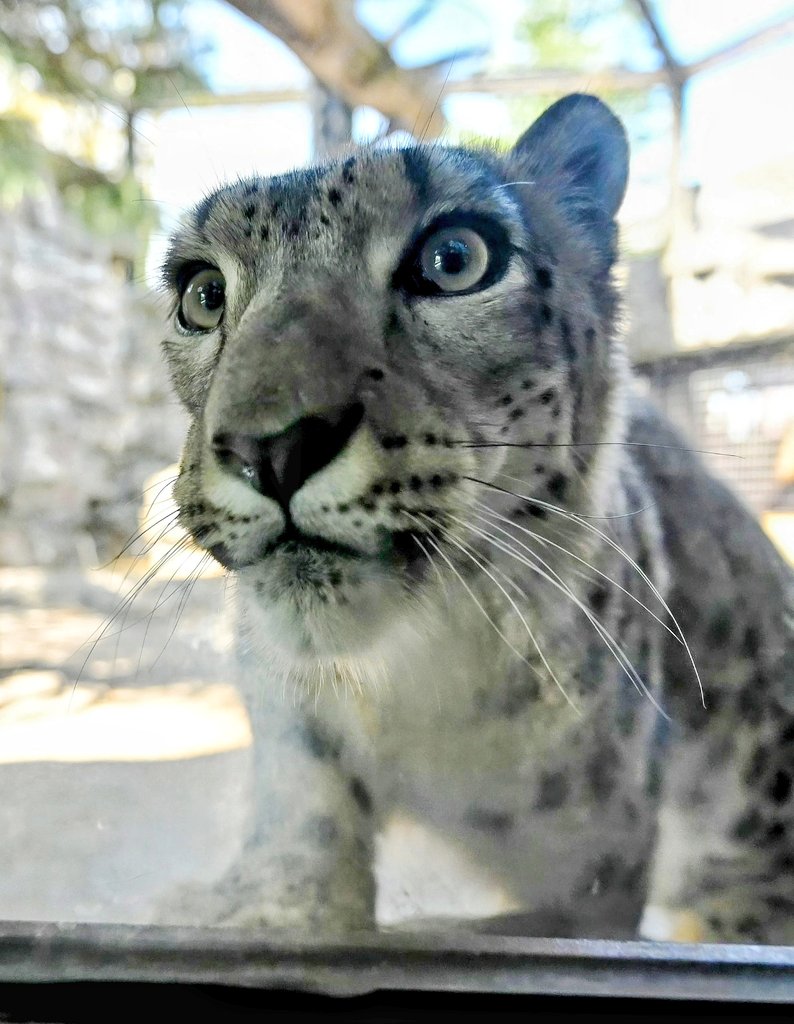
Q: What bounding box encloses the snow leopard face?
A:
[161,95,628,665]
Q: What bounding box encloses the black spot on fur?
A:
[382,435,407,450]
[742,625,761,658]
[744,745,768,784]
[547,472,568,500]
[328,187,342,205]
[736,915,763,940]
[500,394,513,406]
[521,379,535,390]
[424,433,437,445]
[732,808,763,841]
[707,604,733,646]
[560,316,576,362]
[769,770,792,805]
[509,407,525,421]
[589,746,620,802]
[535,266,554,290]
[541,303,553,325]
[260,224,269,241]
[243,203,256,220]
[465,808,514,833]
[304,724,341,762]
[585,326,596,345]
[367,368,384,381]
[539,389,556,405]
[349,777,372,814]
[535,771,569,810]
[763,821,786,844]
[384,308,400,336]
[401,148,430,204]
[410,475,423,491]
[342,156,356,183]
[389,481,401,494]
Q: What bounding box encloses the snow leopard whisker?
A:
[110,508,198,600]
[410,511,581,715]
[147,551,214,674]
[70,534,195,702]
[456,440,741,460]
[472,501,685,647]
[450,511,667,720]
[468,474,705,708]
[97,506,181,571]
[410,531,451,602]
[133,534,211,681]
[406,514,544,687]
[495,473,704,702]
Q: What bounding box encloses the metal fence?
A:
[636,336,794,516]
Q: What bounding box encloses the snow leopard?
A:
[160,94,794,942]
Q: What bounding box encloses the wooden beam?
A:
[690,13,794,76]
[131,12,794,116]
[224,0,447,138]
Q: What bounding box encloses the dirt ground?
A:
[0,563,251,925]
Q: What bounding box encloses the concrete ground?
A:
[0,564,251,925]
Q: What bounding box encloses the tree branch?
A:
[225,0,447,137]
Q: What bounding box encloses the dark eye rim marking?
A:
[393,210,514,299]
[175,261,226,334]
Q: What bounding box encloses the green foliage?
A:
[0,0,210,239]
[510,0,657,136]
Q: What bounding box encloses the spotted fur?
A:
[160,95,794,941]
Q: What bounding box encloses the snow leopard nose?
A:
[212,403,364,507]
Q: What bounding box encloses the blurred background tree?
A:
[0,0,210,242]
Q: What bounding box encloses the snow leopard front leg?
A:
[157,636,376,932]
[210,645,377,931]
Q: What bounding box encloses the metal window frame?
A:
[1,923,793,1003]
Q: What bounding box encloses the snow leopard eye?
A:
[178,266,226,331]
[396,214,511,298]
[420,227,490,293]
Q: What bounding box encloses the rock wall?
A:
[0,197,186,567]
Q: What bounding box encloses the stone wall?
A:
[0,197,186,567]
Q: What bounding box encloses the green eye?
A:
[179,267,226,331]
[420,226,490,292]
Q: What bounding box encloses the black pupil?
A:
[433,239,469,276]
[198,280,224,310]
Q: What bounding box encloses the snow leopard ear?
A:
[510,93,629,220]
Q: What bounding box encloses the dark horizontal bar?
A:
[1,922,793,1002]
